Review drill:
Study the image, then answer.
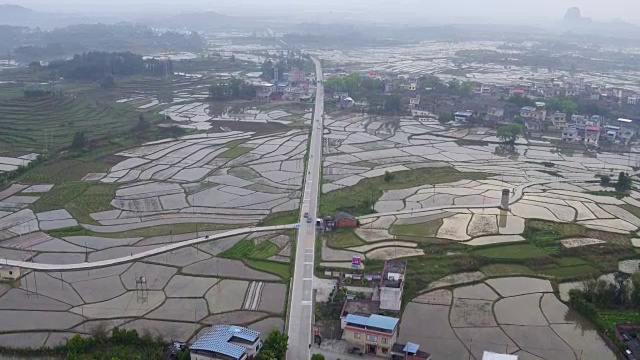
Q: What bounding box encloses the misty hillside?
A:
[142,11,270,32]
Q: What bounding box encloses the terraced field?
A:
[0,95,154,152]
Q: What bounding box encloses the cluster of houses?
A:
[321,68,640,147]
[336,260,517,359]
[248,67,315,102]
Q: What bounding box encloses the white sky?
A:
[6,0,640,23]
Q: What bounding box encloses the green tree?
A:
[600,175,611,186]
[383,94,402,114]
[616,172,632,192]
[421,74,441,88]
[447,78,461,91]
[311,354,326,360]
[324,76,345,93]
[177,349,192,360]
[507,95,535,108]
[383,171,395,183]
[256,350,278,360]
[256,329,288,360]
[343,73,361,96]
[71,132,87,150]
[630,273,640,308]
[497,124,522,146]
[438,112,454,124]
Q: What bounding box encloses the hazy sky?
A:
[7,0,640,23]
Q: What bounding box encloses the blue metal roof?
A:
[345,314,399,331]
[403,342,420,353]
[190,325,260,359]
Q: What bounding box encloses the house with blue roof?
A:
[343,313,400,357]
[190,325,262,360]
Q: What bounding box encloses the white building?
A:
[0,266,20,280]
[483,351,518,360]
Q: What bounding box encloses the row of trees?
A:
[324,74,403,114]
[209,78,257,101]
[506,94,611,119]
[260,54,309,82]
[600,172,633,192]
[570,272,640,311]
[66,327,163,360]
[9,23,203,63]
[45,51,172,82]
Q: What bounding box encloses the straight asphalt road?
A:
[286,57,324,360]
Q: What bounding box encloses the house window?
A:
[381,338,388,344]
[381,347,389,354]
[366,334,377,342]
[354,333,361,339]
[8,271,12,275]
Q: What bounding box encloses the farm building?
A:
[0,266,20,280]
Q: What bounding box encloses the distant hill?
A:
[0,3,119,29]
[560,7,640,39]
[0,4,36,25]
[144,11,267,32]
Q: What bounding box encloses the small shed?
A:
[334,212,357,228]
[0,266,20,280]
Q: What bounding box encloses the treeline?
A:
[570,273,640,311]
[6,23,203,63]
[209,78,256,101]
[0,325,166,359]
[506,94,611,118]
[324,73,404,114]
[46,52,172,81]
[259,51,310,81]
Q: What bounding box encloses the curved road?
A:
[0,224,296,271]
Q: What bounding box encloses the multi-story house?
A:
[617,118,635,145]
[562,125,578,143]
[584,126,601,145]
[521,105,546,130]
[343,314,399,357]
[551,112,567,130]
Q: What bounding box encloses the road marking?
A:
[301,301,312,305]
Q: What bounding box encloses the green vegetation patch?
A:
[473,244,548,259]
[391,219,443,239]
[587,190,626,199]
[20,159,110,184]
[537,264,600,280]
[555,257,587,267]
[30,182,116,224]
[0,94,161,152]
[621,204,640,220]
[523,219,586,254]
[228,166,260,180]
[320,167,488,216]
[48,223,237,239]
[260,211,299,226]
[219,146,251,159]
[246,259,290,280]
[350,161,378,169]
[221,239,280,260]
[480,263,536,277]
[324,229,366,249]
